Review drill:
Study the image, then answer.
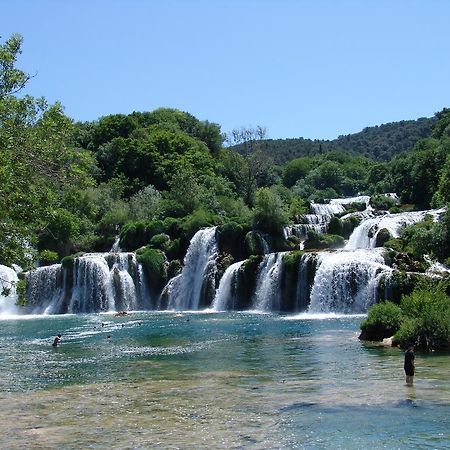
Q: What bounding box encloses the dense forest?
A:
[231,117,435,164]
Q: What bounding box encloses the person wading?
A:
[404,344,415,385]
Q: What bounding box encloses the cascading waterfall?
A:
[310,202,346,216]
[346,208,445,250]
[330,195,371,207]
[26,264,66,314]
[13,195,445,316]
[24,251,149,314]
[211,260,245,311]
[166,227,218,310]
[0,264,19,315]
[295,253,317,311]
[308,249,392,313]
[251,252,285,312]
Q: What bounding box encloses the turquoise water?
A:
[0,312,448,449]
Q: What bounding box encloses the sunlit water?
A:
[0,312,448,449]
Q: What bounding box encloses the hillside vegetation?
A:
[232,117,435,164]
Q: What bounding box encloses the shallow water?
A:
[0,312,448,449]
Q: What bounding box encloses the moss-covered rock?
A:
[375,228,392,247]
[244,231,268,256]
[136,248,167,291]
[235,255,263,309]
[303,231,345,250]
[215,252,235,284]
[327,216,343,236]
[342,216,361,239]
[281,251,304,311]
[167,259,182,279]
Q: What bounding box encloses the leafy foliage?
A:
[361,283,450,351]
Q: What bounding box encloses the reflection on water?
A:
[0,312,448,449]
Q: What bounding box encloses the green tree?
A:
[0,34,94,265]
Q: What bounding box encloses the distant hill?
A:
[232,117,435,164]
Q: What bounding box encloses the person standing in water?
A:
[52,334,62,347]
[404,344,415,385]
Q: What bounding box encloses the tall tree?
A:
[0,34,93,265]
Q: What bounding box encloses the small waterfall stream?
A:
[251,253,285,312]
[211,261,245,311]
[0,264,19,315]
[166,227,218,310]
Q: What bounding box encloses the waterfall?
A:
[166,227,218,310]
[251,252,285,312]
[330,195,371,207]
[211,261,245,311]
[68,252,146,313]
[310,202,346,216]
[26,264,67,314]
[110,236,121,253]
[308,249,392,313]
[0,265,19,315]
[295,253,317,311]
[24,251,150,314]
[346,208,445,250]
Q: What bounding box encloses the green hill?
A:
[232,117,435,164]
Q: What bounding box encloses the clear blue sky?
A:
[2,0,450,140]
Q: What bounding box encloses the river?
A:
[0,312,448,449]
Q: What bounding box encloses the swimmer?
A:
[52,334,62,347]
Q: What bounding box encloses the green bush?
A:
[181,208,218,239]
[282,250,305,272]
[361,283,450,351]
[375,228,392,247]
[61,252,84,270]
[359,302,403,341]
[394,283,450,350]
[218,222,244,256]
[38,250,59,266]
[149,233,170,251]
[370,194,398,211]
[342,216,361,239]
[119,220,165,250]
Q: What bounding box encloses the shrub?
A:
[149,233,170,251]
[361,282,450,351]
[38,250,59,266]
[370,194,398,211]
[342,216,361,239]
[375,228,392,247]
[394,283,450,350]
[181,208,218,239]
[359,302,403,341]
[282,250,305,272]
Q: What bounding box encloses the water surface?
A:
[0,312,448,449]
